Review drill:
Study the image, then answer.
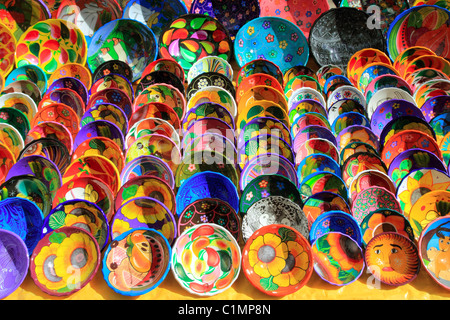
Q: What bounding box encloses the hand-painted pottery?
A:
[370,99,424,138]
[239,174,302,216]
[87,18,157,82]
[236,57,283,85]
[56,0,123,45]
[366,87,416,121]
[102,227,171,296]
[0,197,44,255]
[420,95,450,122]
[405,68,449,93]
[360,209,414,247]
[0,123,25,160]
[0,174,52,218]
[298,171,349,202]
[241,223,313,296]
[32,103,80,139]
[293,125,337,153]
[332,112,370,136]
[239,117,291,150]
[53,176,114,222]
[4,64,48,95]
[186,85,236,118]
[440,131,450,167]
[91,73,134,102]
[327,99,367,126]
[171,223,241,296]
[111,196,177,244]
[175,151,239,189]
[288,87,326,110]
[15,19,87,76]
[418,215,450,290]
[236,73,284,105]
[310,211,362,245]
[339,141,380,166]
[357,63,400,94]
[316,64,344,89]
[0,229,29,300]
[120,155,175,189]
[92,59,133,83]
[348,169,396,204]
[234,17,309,73]
[381,130,442,169]
[26,121,73,154]
[290,112,331,139]
[159,14,232,76]
[404,55,450,80]
[414,78,450,104]
[309,7,385,72]
[237,100,289,132]
[324,75,352,97]
[430,112,450,146]
[346,47,391,88]
[386,6,450,61]
[6,154,61,201]
[175,171,239,216]
[29,226,100,296]
[81,103,128,137]
[73,119,125,152]
[72,136,125,173]
[327,85,366,110]
[143,58,186,84]
[178,198,240,241]
[295,138,340,167]
[183,133,237,164]
[1,80,42,107]
[336,125,379,153]
[284,75,322,100]
[137,72,185,100]
[238,134,294,170]
[48,62,92,90]
[297,154,341,185]
[302,191,351,229]
[238,85,287,114]
[283,65,317,86]
[311,232,364,286]
[351,186,402,224]
[43,199,109,250]
[365,232,420,286]
[88,87,133,120]
[46,77,88,109]
[62,154,121,194]
[242,195,309,242]
[126,117,180,149]
[0,107,29,143]
[0,92,37,124]
[240,153,298,191]
[364,74,413,105]
[0,22,16,77]
[181,117,234,150]
[187,55,233,84]
[39,88,85,120]
[182,102,234,133]
[342,152,388,187]
[128,102,181,131]
[186,72,235,101]
[288,99,327,124]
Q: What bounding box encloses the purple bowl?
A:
[420,95,450,122]
[46,76,89,106]
[73,119,125,152]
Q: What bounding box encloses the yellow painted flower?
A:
[121,199,168,224]
[111,219,131,238]
[420,210,440,230]
[33,243,68,291]
[248,233,288,278]
[84,184,99,203]
[247,26,255,35]
[273,240,310,287]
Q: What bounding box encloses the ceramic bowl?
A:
[48,62,92,90]
[0,92,37,125]
[420,95,450,122]
[81,103,129,137]
[357,63,399,94]
[136,70,185,98]
[1,80,41,106]
[295,138,340,166]
[0,22,16,76]
[336,125,379,153]
[236,73,284,105]
[283,65,317,85]
[237,100,289,132]
[302,191,351,229]
[182,102,234,133]
[364,74,412,105]
[26,121,73,154]
[5,64,48,95]
[186,85,235,118]
[288,87,326,110]
[327,99,367,125]
[366,87,416,121]
[293,125,337,153]
[143,58,186,84]
[128,102,181,132]
[181,117,234,150]
[332,112,370,136]
[406,68,449,93]
[348,169,396,204]
[342,152,388,187]
[414,79,450,109]
[92,59,134,83]
[297,154,341,185]
[393,46,437,79]
[404,54,450,81]
[309,211,362,245]
[235,58,283,89]
[73,119,125,152]
[186,72,235,101]
[316,64,344,88]
[32,103,80,138]
[290,111,331,138]
[327,85,366,110]
[183,133,237,164]
[288,99,327,124]
[40,88,85,120]
[187,55,233,84]
[91,73,134,102]
[126,117,180,150]
[46,76,89,105]
[239,117,291,150]
[299,171,349,202]
[88,87,133,120]
[347,48,392,87]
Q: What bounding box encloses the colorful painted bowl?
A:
[0,22,16,77]
[310,211,362,245]
[332,112,370,136]
[183,133,237,164]
[32,103,80,138]
[73,119,125,152]
[48,62,93,90]
[406,67,449,93]
[288,87,326,110]
[364,74,413,105]
[40,88,86,120]
[181,117,234,150]
[239,117,291,150]
[336,125,379,153]
[186,85,236,118]
[297,154,341,185]
[290,112,331,139]
[29,226,100,296]
[365,232,420,286]
[302,191,351,229]
[293,125,337,153]
[418,215,450,290]
[237,100,289,132]
[348,169,396,204]
[327,85,366,110]
[171,223,241,296]
[420,95,450,122]
[342,152,388,187]
[177,198,240,241]
[111,196,177,244]
[46,76,88,106]
[120,155,175,189]
[298,171,349,202]
[0,92,38,124]
[288,99,327,123]
[284,75,322,100]
[182,102,234,133]
[351,186,402,224]
[126,117,180,150]
[26,121,73,154]
[393,45,437,77]
[357,63,399,95]
[91,73,134,102]
[415,80,450,109]
[187,55,233,84]
[316,64,344,88]
[1,80,42,106]
[43,199,109,250]
[175,171,239,217]
[327,99,367,125]
[4,64,48,95]
[295,138,340,166]
[366,87,416,121]
[241,195,309,242]
[237,73,284,104]
[87,18,157,82]
[143,58,186,84]
[0,123,23,159]
[234,17,309,73]
[15,19,87,76]
[241,224,313,296]
[0,229,29,300]
[283,65,317,85]
[0,141,15,184]
[238,84,288,113]
[128,102,181,132]
[186,72,235,101]
[88,87,133,120]
[347,47,391,88]
[0,197,44,255]
[102,227,172,296]
[404,55,450,81]
[324,75,352,97]
[339,141,379,167]
[81,103,129,137]
[92,59,133,83]
[311,232,365,286]
[159,14,232,75]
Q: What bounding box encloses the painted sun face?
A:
[365,232,420,286]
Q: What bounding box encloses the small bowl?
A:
[183,133,237,163]
[126,117,180,149]
[182,102,234,133]
[73,119,125,153]
[342,152,388,187]
[1,80,41,106]
[5,64,48,95]
[171,223,241,296]
[241,224,313,296]
[302,191,351,229]
[327,98,367,125]
[92,59,133,83]
[81,103,129,137]
[364,74,412,105]
[420,95,450,122]
[288,100,327,124]
[297,154,341,185]
[187,55,233,84]
[239,117,291,150]
[393,46,437,78]
[237,100,289,132]
[284,75,322,100]
[291,111,331,139]
[332,112,370,136]
[283,65,317,86]
[310,211,362,246]
[316,64,344,88]
[299,171,348,203]
[0,22,16,76]
[40,88,86,120]
[288,87,325,110]
[404,55,450,81]
[235,58,283,89]
[186,72,235,101]
[128,102,181,132]
[29,226,100,296]
[347,48,392,87]
[32,103,80,139]
[26,121,73,155]
[366,87,416,121]
[88,88,133,120]
[311,232,365,286]
[143,58,186,83]
[293,125,337,153]
[0,122,24,158]
[348,169,396,204]
[0,92,38,124]
[295,137,340,168]
[336,125,379,153]
[327,85,366,110]
[406,67,449,93]
[357,63,399,94]
[102,227,172,296]
[339,141,379,166]
[181,117,234,150]
[236,73,284,105]
[48,62,93,90]
[90,73,134,102]
[0,229,29,299]
[380,116,436,149]
[46,76,88,107]
[136,70,185,97]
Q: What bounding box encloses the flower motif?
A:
[279,40,288,50]
[259,180,268,188]
[238,39,244,47]
[200,215,209,223]
[261,190,270,198]
[297,47,304,56]
[247,26,255,35]
[278,24,286,32]
[306,11,312,17]
[268,50,278,59]
[275,9,281,15]
[291,32,299,41]
[262,20,271,29]
[265,33,274,43]
[188,164,196,172]
[213,78,225,87]
[184,210,194,219]
[246,191,254,201]
[285,54,293,63]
